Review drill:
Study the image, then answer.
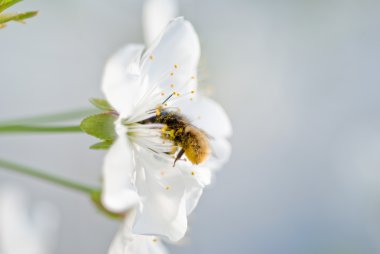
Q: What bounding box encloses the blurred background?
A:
[1,0,380,253]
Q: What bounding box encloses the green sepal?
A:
[90,140,113,150]
[89,98,113,111]
[90,190,123,220]
[80,113,117,141]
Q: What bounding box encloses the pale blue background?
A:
[1,0,380,253]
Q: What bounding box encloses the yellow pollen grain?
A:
[149,55,154,60]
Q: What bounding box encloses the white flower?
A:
[0,184,59,254]
[108,210,168,254]
[143,0,178,46]
[101,17,231,242]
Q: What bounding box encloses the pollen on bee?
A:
[149,55,154,60]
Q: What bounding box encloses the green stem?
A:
[0,108,98,125]
[0,159,98,195]
[0,124,82,134]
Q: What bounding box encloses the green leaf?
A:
[89,98,113,111]
[0,11,37,25]
[80,113,117,141]
[90,140,113,150]
[0,0,22,13]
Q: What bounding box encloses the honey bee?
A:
[142,105,210,166]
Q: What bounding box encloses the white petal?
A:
[173,163,211,214]
[141,18,200,100]
[179,96,232,138]
[102,135,140,213]
[109,211,169,254]
[102,44,145,117]
[176,161,212,187]
[184,180,203,215]
[143,0,178,46]
[133,153,187,241]
[206,138,232,170]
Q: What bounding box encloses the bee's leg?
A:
[173,149,185,167]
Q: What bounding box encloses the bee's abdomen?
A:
[182,126,210,165]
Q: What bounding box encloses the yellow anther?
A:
[165,186,171,190]
[170,84,175,88]
[152,238,158,243]
[149,55,154,60]
[161,92,165,96]
[191,90,196,94]
[164,103,168,107]
[170,72,174,76]
[161,124,168,133]
[176,92,181,96]
[191,171,195,176]
[174,64,178,69]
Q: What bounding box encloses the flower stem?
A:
[0,108,98,125]
[0,159,98,195]
[0,124,82,134]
